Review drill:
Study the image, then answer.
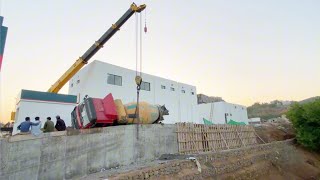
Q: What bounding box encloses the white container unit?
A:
[68,60,198,124]
[196,102,249,125]
[13,90,77,135]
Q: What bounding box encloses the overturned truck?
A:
[71,93,169,129]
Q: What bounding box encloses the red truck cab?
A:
[71,93,118,129]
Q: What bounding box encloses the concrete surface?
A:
[0,124,178,180]
[94,139,295,180]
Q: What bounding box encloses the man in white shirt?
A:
[31,117,42,136]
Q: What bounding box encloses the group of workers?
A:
[17,115,66,136]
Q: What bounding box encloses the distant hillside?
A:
[247,96,319,120]
[299,96,320,104]
[247,101,289,120]
[197,94,225,104]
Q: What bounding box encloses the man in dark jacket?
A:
[55,115,66,131]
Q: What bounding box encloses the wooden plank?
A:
[218,125,229,150]
[176,123,259,154]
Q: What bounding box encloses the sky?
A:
[0,0,319,123]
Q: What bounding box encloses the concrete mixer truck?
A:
[71,93,169,129]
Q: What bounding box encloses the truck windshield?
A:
[79,103,90,126]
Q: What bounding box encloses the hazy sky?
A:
[0,0,319,122]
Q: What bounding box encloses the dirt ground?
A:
[79,122,320,180]
[203,142,320,180]
[258,145,320,180]
[254,121,296,143]
[251,122,320,179]
[99,143,320,180]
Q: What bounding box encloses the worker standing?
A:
[31,117,42,136]
[55,115,66,131]
[17,117,40,134]
[43,117,54,133]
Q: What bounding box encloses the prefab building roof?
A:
[19,89,77,104]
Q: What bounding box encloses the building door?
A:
[224,113,228,124]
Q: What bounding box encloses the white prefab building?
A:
[68,60,198,124]
[196,102,249,125]
[68,60,249,125]
[13,90,77,135]
[248,117,261,125]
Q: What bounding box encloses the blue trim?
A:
[20,89,77,103]
[0,16,3,27]
[0,26,8,55]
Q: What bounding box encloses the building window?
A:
[170,87,175,91]
[191,92,194,95]
[77,80,80,84]
[141,81,150,91]
[161,85,166,89]
[107,74,122,86]
[181,90,185,93]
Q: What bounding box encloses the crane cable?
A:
[140,10,143,76]
[134,12,144,125]
[135,12,143,76]
[135,13,138,76]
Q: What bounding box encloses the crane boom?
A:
[48,3,146,93]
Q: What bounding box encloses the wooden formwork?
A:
[176,123,258,154]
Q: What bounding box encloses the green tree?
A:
[287,99,320,151]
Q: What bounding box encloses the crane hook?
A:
[144,23,147,33]
[144,8,147,33]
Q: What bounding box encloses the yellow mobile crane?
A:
[48,3,146,93]
[11,3,145,120]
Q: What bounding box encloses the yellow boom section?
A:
[48,58,86,93]
[47,3,146,93]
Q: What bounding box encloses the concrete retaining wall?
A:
[110,140,295,180]
[0,124,178,180]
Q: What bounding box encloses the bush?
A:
[286,99,320,151]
